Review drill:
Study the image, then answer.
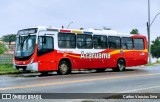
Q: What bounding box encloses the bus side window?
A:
[38,37,43,50]
[122,37,133,50]
[38,36,54,56]
[108,36,120,49]
[86,36,92,48]
[93,35,107,49]
[77,35,85,48]
[134,38,144,50]
[58,33,76,48]
[77,34,92,49]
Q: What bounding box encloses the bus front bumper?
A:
[13,63,38,71]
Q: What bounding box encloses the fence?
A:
[0,54,14,64]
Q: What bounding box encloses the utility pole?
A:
[148,0,151,64]
[147,0,160,64]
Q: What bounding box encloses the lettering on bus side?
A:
[80,51,110,59]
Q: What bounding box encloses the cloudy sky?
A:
[0,0,160,41]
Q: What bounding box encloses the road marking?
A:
[0,73,160,91]
[118,85,160,93]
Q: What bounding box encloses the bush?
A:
[156,60,160,64]
[0,43,8,54]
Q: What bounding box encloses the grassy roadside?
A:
[0,64,21,75]
[155,60,160,64]
[145,60,160,66]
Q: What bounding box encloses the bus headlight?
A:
[30,58,34,64]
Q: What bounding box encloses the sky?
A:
[0,0,160,41]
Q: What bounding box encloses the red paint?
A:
[60,29,71,33]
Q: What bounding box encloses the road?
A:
[0,65,160,102]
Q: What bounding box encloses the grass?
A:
[0,64,21,74]
[155,60,160,64]
[145,60,160,66]
[145,63,155,66]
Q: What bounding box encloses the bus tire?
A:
[96,68,106,72]
[113,59,126,72]
[57,60,70,75]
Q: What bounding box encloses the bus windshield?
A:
[15,28,37,59]
[15,35,36,57]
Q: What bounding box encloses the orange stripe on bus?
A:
[65,49,148,58]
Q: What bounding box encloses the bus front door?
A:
[37,34,56,72]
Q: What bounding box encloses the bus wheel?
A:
[96,68,106,72]
[113,59,126,72]
[57,61,70,75]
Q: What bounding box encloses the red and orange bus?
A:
[13,26,148,75]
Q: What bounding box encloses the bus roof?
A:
[34,26,144,37]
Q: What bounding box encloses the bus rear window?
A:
[134,38,144,50]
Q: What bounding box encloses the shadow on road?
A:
[12,67,146,78]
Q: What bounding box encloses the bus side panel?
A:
[121,50,135,67]
[107,49,120,68]
[132,36,148,66]
[37,51,57,71]
[144,37,148,64]
[107,49,135,68]
[68,50,110,69]
[70,54,105,69]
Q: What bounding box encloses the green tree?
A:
[0,43,8,54]
[130,29,139,34]
[151,37,160,59]
[2,34,16,42]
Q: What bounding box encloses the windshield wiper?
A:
[19,34,31,49]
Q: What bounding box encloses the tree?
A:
[151,37,160,59]
[2,34,16,42]
[0,43,8,54]
[130,29,139,34]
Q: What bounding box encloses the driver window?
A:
[38,37,43,50]
[38,36,54,56]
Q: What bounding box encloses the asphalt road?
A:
[0,65,160,102]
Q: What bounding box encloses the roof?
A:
[21,26,144,37]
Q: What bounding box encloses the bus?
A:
[13,26,148,75]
